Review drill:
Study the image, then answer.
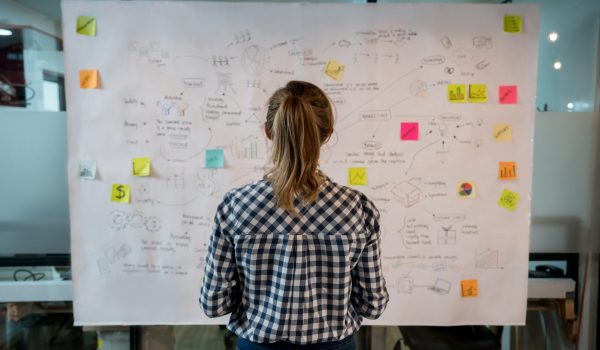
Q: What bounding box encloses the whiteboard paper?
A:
[62,1,539,325]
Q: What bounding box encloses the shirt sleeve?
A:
[200,196,242,317]
[350,196,389,319]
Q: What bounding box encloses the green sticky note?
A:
[77,16,97,36]
[497,188,520,211]
[111,184,130,203]
[504,15,522,33]
[205,149,224,168]
[348,167,367,186]
[133,157,151,176]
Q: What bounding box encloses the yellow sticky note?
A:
[457,181,476,199]
[498,161,517,180]
[504,15,523,33]
[497,188,520,211]
[325,60,345,81]
[461,279,479,297]
[493,124,512,142]
[133,157,151,176]
[468,84,487,103]
[348,167,367,186]
[77,16,96,36]
[80,70,99,89]
[448,84,467,103]
[111,184,130,203]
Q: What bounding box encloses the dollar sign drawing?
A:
[115,185,126,200]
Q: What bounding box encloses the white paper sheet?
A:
[62,1,539,325]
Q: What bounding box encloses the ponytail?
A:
[265,81,334,214]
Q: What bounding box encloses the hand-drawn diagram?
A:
[65,2,537,325]
[475,249,504,269]
[438,225,457,245]
[392,277,452,295]
[392,182,421,207]
[110,210,162,233]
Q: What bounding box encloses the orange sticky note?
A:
[497,188,520,211]
[493,124,512,142]
[348,167,367,186]
[498,161,517,180]
[461,279,478,297]
[80,70,99,89]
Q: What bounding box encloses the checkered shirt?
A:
[200,175,388,344]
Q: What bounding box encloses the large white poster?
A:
[63,1,539,325]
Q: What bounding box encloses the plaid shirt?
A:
[200,175,388,344]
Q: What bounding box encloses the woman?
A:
[200,81,388,350]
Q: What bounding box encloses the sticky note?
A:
[504,15,523,33]
[80,70,99,89]
[493,124,512,142]
[79,160,96,180]
[111,184,130,203]
[133,157,151,176]
[461,279,479,297]
[401,122,419,141]
[324,60,345,81]
[205,149,224,168]
[457,181,476,199]
[76,16,96,36]
[448,84,467,103]
[497,188,520,211]
[499,85,517,104]
[468,84,487,103]
[498,161,517,180]
[348,167,367,186]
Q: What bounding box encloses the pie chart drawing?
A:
[458,182,474,197]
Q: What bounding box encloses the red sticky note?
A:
[401,122,419,141]
[499,85,517,104]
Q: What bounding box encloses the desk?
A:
[528,278,576,299]
[510,278,577,350]
[0,281,72,302]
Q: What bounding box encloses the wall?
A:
[0,111,70,255]
[531,111,599,350]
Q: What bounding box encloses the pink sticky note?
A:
[401,122,419,141]
[499,85,518,104]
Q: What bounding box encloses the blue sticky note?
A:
[205,149,224,168]
[79,160,96,180]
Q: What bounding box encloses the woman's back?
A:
[200,81,388,348]
[201,175,387,343]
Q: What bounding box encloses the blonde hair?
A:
[265,81,334,214]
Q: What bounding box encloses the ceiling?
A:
[13,0,63,21]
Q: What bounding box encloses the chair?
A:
[397,326,502,350]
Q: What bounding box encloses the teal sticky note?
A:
[79,160,96,180]
[205,149,224,168]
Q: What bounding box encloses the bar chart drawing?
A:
[231,136,264,160]
[475,249,503,269]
